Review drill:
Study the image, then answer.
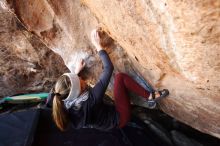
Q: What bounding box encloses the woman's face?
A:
[80,79,87,93]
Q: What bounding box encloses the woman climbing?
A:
[46,29,169,131]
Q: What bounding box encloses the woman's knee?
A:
[115,72,126,80]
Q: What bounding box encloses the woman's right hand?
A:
[91,29,103,52]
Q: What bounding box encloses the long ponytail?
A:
[52,75,71,131]
[52,95,69,131]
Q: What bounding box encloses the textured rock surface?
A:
[83,0,220,138]
[0,2,68,97]
[1,0,220,138]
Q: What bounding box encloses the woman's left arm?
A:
[90,50,114,103]
[74,59,86,75]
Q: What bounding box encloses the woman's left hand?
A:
[74,59,86,75]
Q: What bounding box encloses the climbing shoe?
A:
[146,89,169,109]
[147,99,157,109]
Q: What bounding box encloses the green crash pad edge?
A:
[4,93,49,103]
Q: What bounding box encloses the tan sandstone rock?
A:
[0,1,68,97]
[82,0,220,138]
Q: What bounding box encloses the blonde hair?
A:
[52,75,71,131]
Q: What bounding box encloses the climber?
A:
[46,29,169,131]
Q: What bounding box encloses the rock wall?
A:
[0,1,68,97]
[1,0,220,138]
[83,0,220,138]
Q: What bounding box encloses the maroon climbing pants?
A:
[113,73,150,128]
